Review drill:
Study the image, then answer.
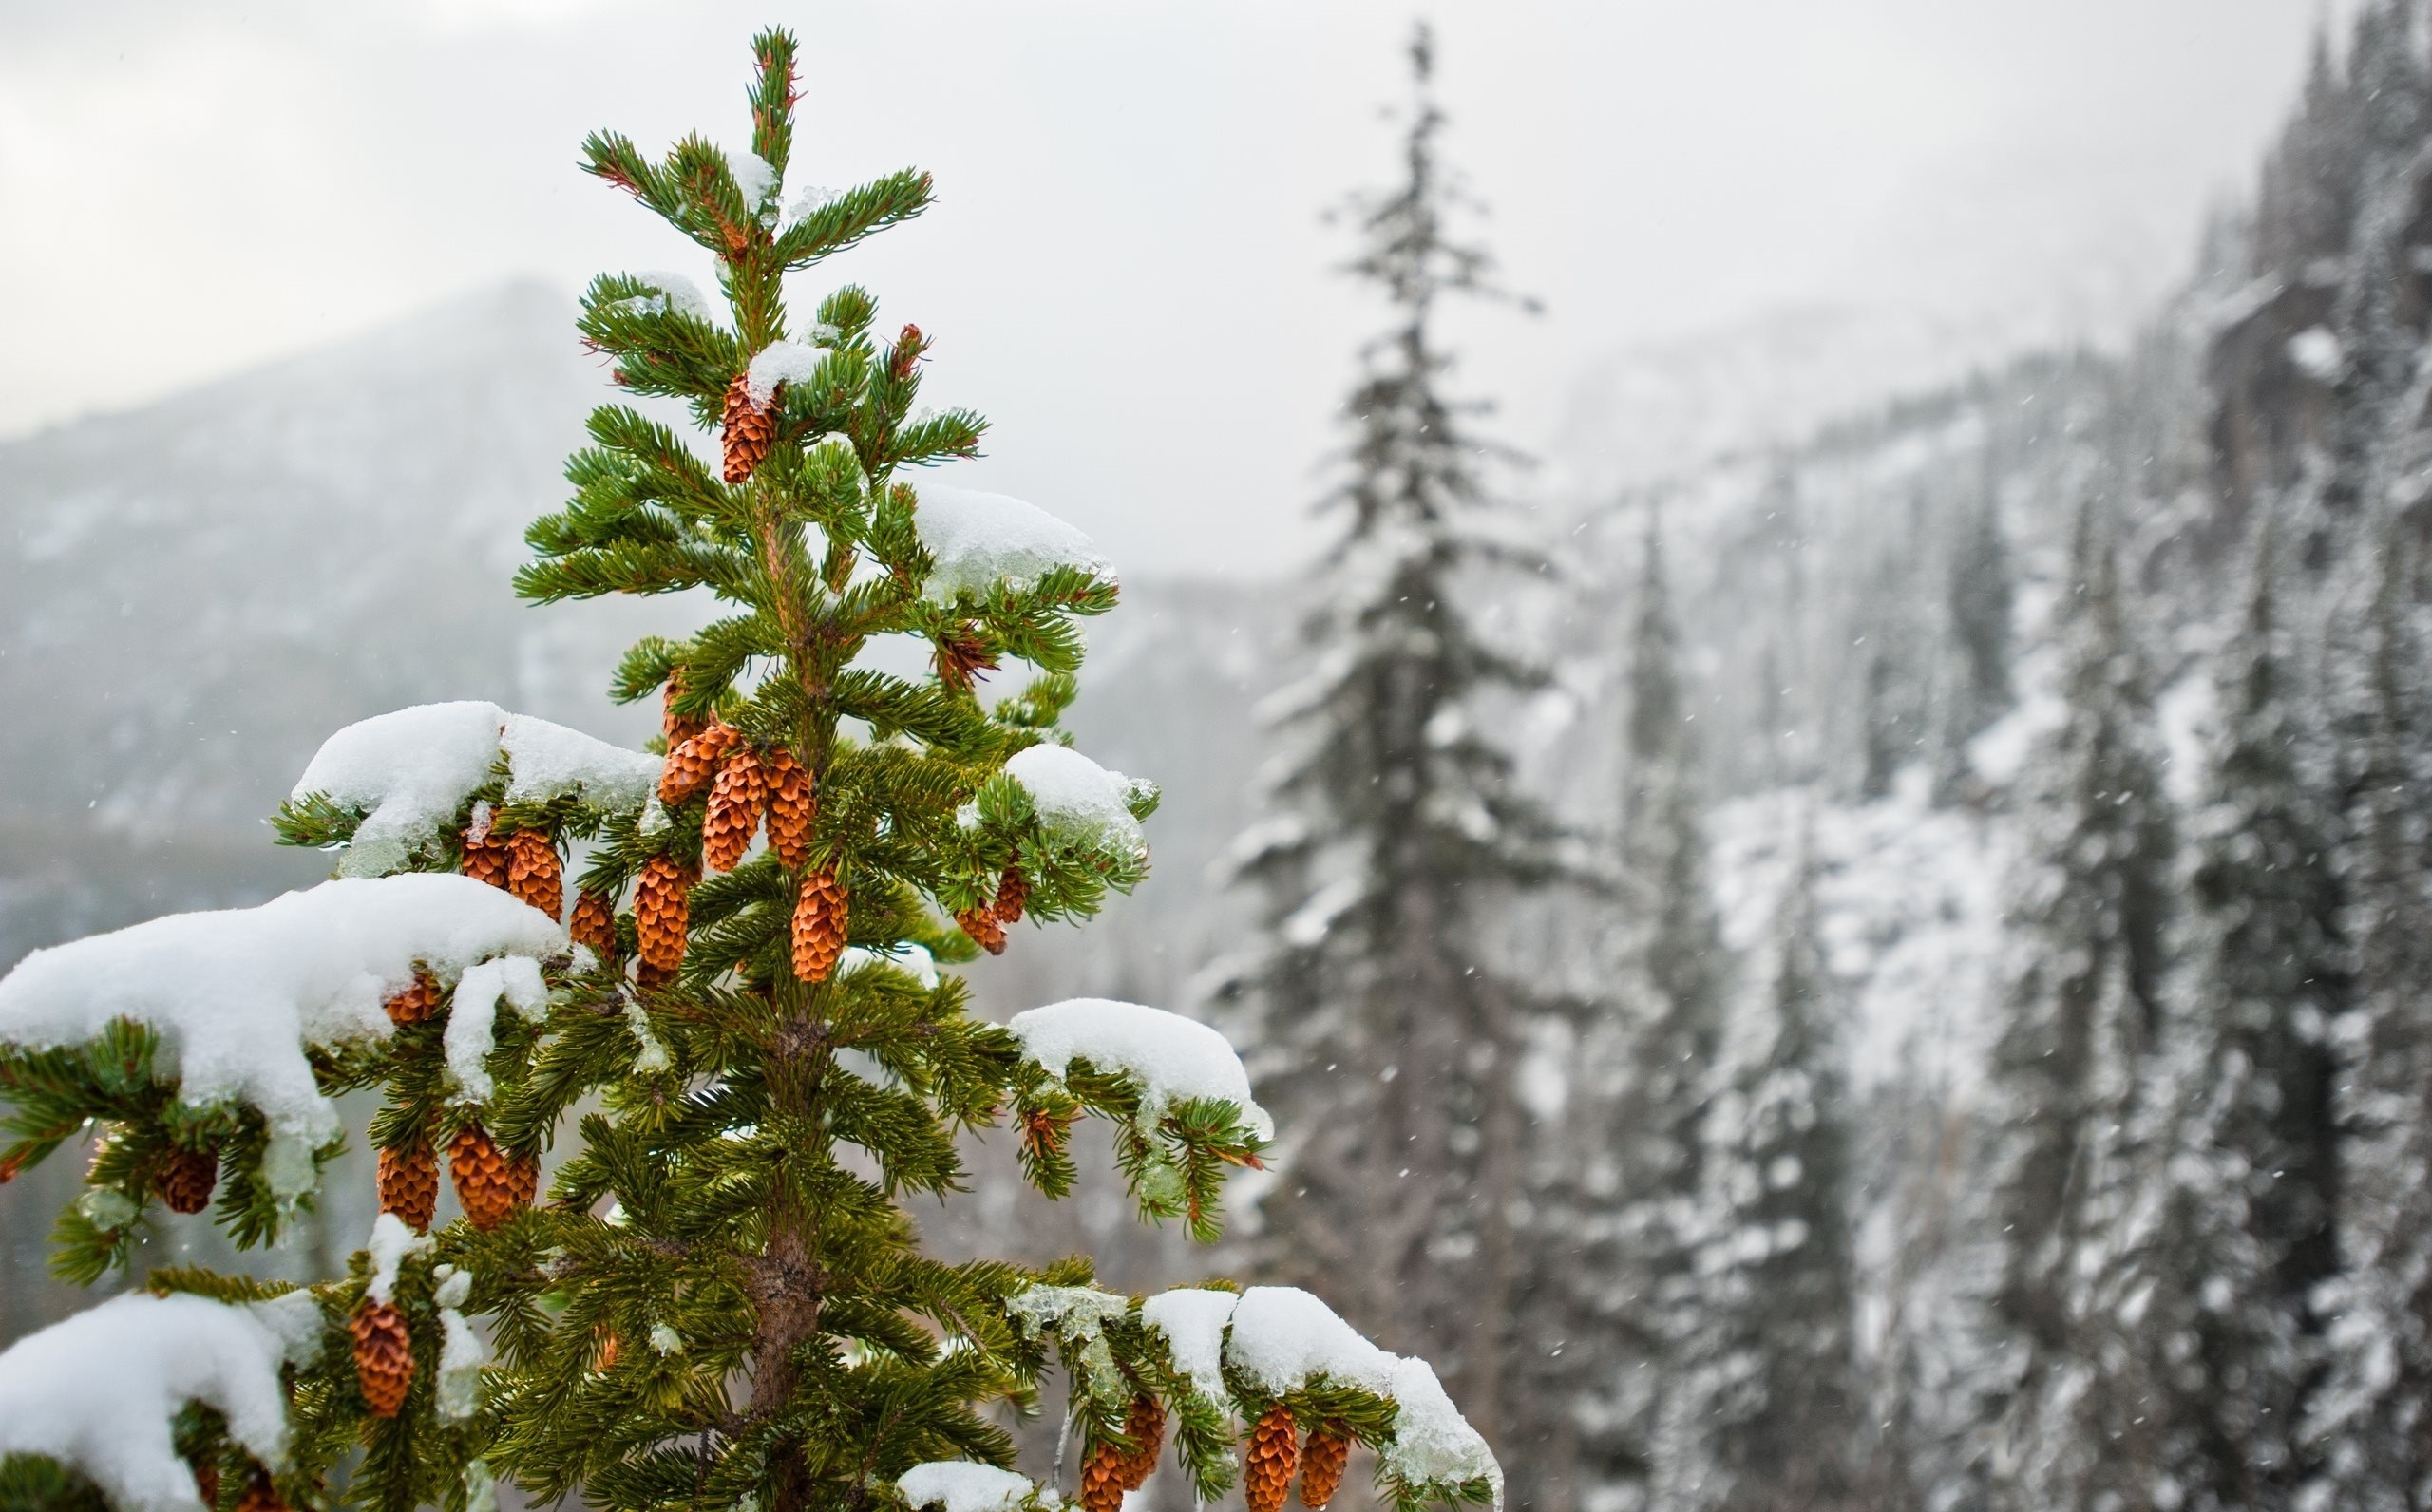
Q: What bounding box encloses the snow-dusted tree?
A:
[1650,832,1868,1512]
[2309,528,2432,1509]
[1207,18,1561,1484]
[1976,501,2176,1508]
[0,34,1501,1512]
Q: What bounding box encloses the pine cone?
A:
[448,1123,537,1232]
[234,1472,286,1512]
[1297,1427,1351,1511]
[383,971,438,1026]
[722,373,777,484]
[351,1298,415,1418]
[636,958,676,992]
[1120,1394,1168,1489]
[636,854,696,973]
[765,747,814,869]
[663,674,705,749]
[1244,1407,1301,1512]
[155,1146,218,1215]
[378,1143,439,1233]
[660,721,743,805]
[507,829,563,919]
[702,747,768,873]
[462,830,510,889]
[571,889,619,956]
[1078,1440,1128,1512]
[791,869,847,982]
[994,866,1030,925]
[190,1459,219,1508]
[957,904,1007,955]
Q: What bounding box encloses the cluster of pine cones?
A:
[1078,1400,1348,1512]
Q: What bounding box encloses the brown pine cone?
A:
[721,373,777,484]
[383,971,438,1026]
[447,1123,537,1232]
[957,905,1007,955]
[1078,1440,1128,1512]
[764,747,814,869]
[570,889,619,956]
[234,1472,286,1512]
[351,1298,414,1418]
[702,747,768,873]
[790,869,847,983]
[462,830,510,889]
[190,1459,220,1508]
[1119,1394,1168,1489]
[506,829,563,919]
[1297,1427,1351,1511]
[155,1146,218,1215]
[636,958,676,992]
[1244,1406,1301,1512]
[994,866,1030,925]
[378,1143,439,1233]
[660,721,743,805]
[636,854,696,973]
[663,673,705,749]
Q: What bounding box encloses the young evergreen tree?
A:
[1976,501,2176,1509]
[0,35,1501,1512]
[1208,24,1562,1480]
[1649,830,1866,1512]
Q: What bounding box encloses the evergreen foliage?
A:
[0,34,1497,1512]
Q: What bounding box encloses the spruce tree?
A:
[1649,831,1866,1512]
[0,35,1500,1512]
[1208,18,1561,1486]
[1976,501,2175,1508]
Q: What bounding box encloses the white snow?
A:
[500,713,662,811]
[443,954,551,1104]
[365,1212,432,1305]
[246,1292,325,1367]
[1003,745,1148,857]
[1380,1354,1500,1493]
[1140,1286,1240,1402]
[623,271,716,324]
[783,181,839,225]
[1008,999,1271,1141]
[838,943,940,988]
[431,1264,473,1310]
[896,1463,1043,1512]
[1004,1284,1131,1344]
[0,875,565,1196]
[731,151,777,209]
[0,1293,292,1512]
[293,702,504,878]
[436,1307,485,1421]
[745,336,831,405]
[623,997,673,1075]
[2289,325,2344,383]
[649,1323,683,1355]
[294,703,656,878]
[913,482,1114,604]
[1223,1286,1396,1396]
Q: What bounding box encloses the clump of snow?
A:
[444,954,551,1104]
[896,1463,1043,1512]
[295,704,656,878]
[621,272,716,324]
[1224,1287,1396,1396]
[839,943,940,988]
[365,1212,432,1306]
[623,997,672,1075]
[649,1322,683,1355]
[731,151,777,210]
[1003,745,1148,857]
[0,875,565,1196]
[783,181,839,226]
[1140,1287,1240,1402]
[914,482,1114,604]
[294,702,506,878]
[745,335,833,405]
[436,1307,485,1421]
[500,714,662,811]
[1380,1354,1500,1494]
[2289,325,2344,383]
[1008,999,1271,1141]
[0,1293,292,1512]
[432,1264,473,1310]
[247,1292,325,1367]
[1005,1283,1131,1344]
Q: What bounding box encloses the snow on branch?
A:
[290,702,661,878]
[1008,998,1273,1141]
[0,875,565,1194]
[0,1293,300,1512]
[912,482,1115,604]
[894,1463,1049,1512]
[1000,744,1155,860]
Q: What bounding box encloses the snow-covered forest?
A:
[4,6,2432,1512]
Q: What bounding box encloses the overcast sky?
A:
[0,1,2342,575]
